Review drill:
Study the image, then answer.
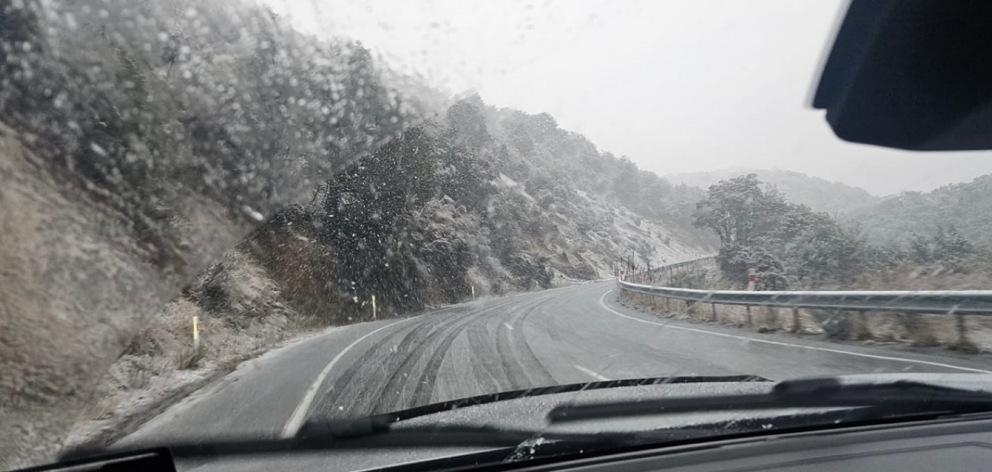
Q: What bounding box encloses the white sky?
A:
[265,0,992,196]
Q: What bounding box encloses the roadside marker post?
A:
[193,315,200,351]
[472,285,475,300]
[372,295,377,320]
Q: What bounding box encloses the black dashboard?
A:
[506,416,992,472]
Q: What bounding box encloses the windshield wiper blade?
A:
[326,375,769,431]
[548,377,992,423]
[65,424,641,462]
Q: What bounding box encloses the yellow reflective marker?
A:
[193,315,200,350]
[372,295,377,320]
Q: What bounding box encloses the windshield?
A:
[3,0,992,470]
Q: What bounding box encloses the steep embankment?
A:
[0,0,425,466]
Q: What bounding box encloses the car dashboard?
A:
[505,415,992,472]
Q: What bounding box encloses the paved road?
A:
[126,280,992,445]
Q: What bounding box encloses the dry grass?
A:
[175,345,207,370]
[905,314,941,347]
[65,249,314,449]
[127,366,151,390]
[858,263,992,291]
[243,227,344,324]
[122,325,163,357]
[88,397,117,422]
[950,337,980,353]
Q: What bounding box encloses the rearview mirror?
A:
[813,0,992,151]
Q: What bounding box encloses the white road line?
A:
[504,322,515,331]
[281,317,419,438]
[575,364,610,381]
[599,290,992,375]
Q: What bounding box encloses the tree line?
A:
[693,174,987,290]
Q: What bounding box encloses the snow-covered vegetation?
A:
[694,174,992,290]
[848,175,992,249]
[246,96,711,320]
[670,168,880,215]
[1,0,712,463]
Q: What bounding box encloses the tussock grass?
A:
[175,345,207,371]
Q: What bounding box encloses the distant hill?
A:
[847,174,992,247]
[667,168,880,215]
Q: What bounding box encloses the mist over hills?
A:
[667,168,880,215]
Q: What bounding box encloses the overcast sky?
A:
[266,0,992,196]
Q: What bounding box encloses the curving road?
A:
[124,280,992,446]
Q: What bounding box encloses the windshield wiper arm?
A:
[548,377,992,423]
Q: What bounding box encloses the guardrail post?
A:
[791,308,801,333]
[745,306,752,327]
[711,303,717,322]
[764,306,778,330]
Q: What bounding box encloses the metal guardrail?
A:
[624,257,715,284]
[647,258,711,272]
[641,257,713,274]
[620,259,992,316]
